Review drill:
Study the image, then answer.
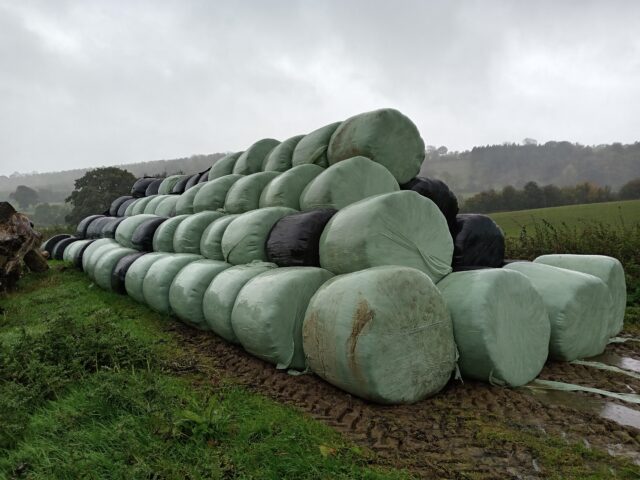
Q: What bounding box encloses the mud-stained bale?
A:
[73,240,96,269]
[63,239,93,263]
[100,217,126,239]
[82,239,120,278]
[143,254,202,314]
[76,215,104,239]
[115,214,159,250]
[131,177,158,198]
[266,209,336,267]
[401,177,459,230]
[200,215,239,260]
[145,178,164,196]
[85,217,113,239]
[110,196,133,216]
[300,156,399,211]
[130,196,157,216]
[221,207,297,265]
[183,173,201,191]
[453,214,505,269]
[125,252,170,303]
[203,262,277,343]
[437,269,550,386]
[143,195,170,214]
[193,174,244,213]
[152,214,190,252]
[169,259,232,328]
[174,211,225,254]
[117,198,136,217]
[131,217,168,251]
[262,135,304,172]
[503,262,612,361]
[171,175,191,194]
[224,172,280,214]
[52,237,80,260]
[112,252,147,294]
[320,191,453,283]
[42,234,71,256]
[154,195,179,217]
[303,266,456,404]
[93,246,138,291]
[233,267,334,370]
[259,164,324,210]
[534,254,626,338]
[209,152,243,180]
[233,139,280,175]
[174,183,206,215]
[292,121,341,168]
[158,175,184,195]
[124,198,141,217]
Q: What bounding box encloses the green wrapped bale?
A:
[262,135,304,172]
[63,239,93,264]
[175,183,207,215]
[504,262,612,361]
[300,156,399,211]
[232,267,334,370]
[174,211,225,254]
[327,109,424,184]
[142,253,202,314]
[154,195,179,217]
[143,195,170,214]
[320,190,453,282]
[224,171,280,214]
[82,239,120,279]
[203,262,277,343]
[130,196,156,216]
[193,174,244,213]
[303,266,456,404]
[114,214,159,250]
[221,207,296,265]
[259,164,324,210]
[124,198,141,217]
[93,246,138,291]
[436,269,550,386]
[233,138,280,175]
[124,252,170,303]
[200,215,239,260]
[208,152,243,180]
[534,254,626,338]
[168,259,232,329]
[158,175,186,195]
[152,214,189,252]
[292,121,341,168]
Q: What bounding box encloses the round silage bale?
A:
[173,211,225,254]
[262,135,304,172]
[209,152,243,180]
[174,183,207,215]
[124,198,141,217]
[319,190,453,283]
[158,174,185,195]
[436,269,550,386]
[130,196,157,216]
[292,121,341,168]
[203,262,277,343]
[93,246,138,291]
[110,196,133,216]
[52,237,80,260]
[41,234,71,257]
[171,175,192,195]
[534,254,626,338]
[145,178,163,196]
[452,214,505,269]
[183,173,201,191]
[117,198,136,217]
[503,262,612,361]
[124,252,170,303]
[143,195,170,214]
[152,214,189,252]
[85,217,113,239]
[63,239,93,263]
[112,252,147,294]
[114,214,159,249]
[143,253,202,314]
[76,215,104,238]
[221,207,297,265]
[200,215,239,260]
[299,156,399,211]
[233,138,280,175]
[131,217,168,251]
[82,239,120,278]
[101,217,126,238]
[303,265,456,404]
[193,174,244,213]
[154,195,179,217]
[401,177,459,231]
[224,171,280,214]
[232,267,334,370]
[168,259,232,329]
[73,240,96,269]
[259,164,324,210]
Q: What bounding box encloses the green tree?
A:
[32,203,71,227]
[65,167,136,224]
[619,178,640,200]
[9,185,39,209]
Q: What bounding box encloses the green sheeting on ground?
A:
[115,214,159,250]
[303,266,456,404]
[504,262,612,361]
[130,196,157,216]
[327,109,424,184]
[292,122,341,168]
[233,138,280,175]
[158,175,187,195]
[319,190,453,283]
[527,379,640,405]
[200,215,239,260]
[154,195,179,217]
[124,199,141,217]
[124,252,170,303]
[534,254,626,338]
[152,214,189,253]
[224,171,280,214]
[262,135,304,172]
[209,152,243,180]
[82,239,120,280]
[175,183,207,215]
[259,164,324,210]
[221,207,296,265]
[144,195,170,214]
[193,174,244,213]
[173,211,225,254]
[142,253,202,314]
[93,246,137,291]
[299,156,399,211]
[436,269,550,386]
[62,239,93,264]
[168,259,232,329]
[232,267,334,370]
[203,262,277,343]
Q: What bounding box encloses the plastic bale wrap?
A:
[168,259,232,329]
[125,252,170,303]
[401,177,459,230]
[453,214,505,269]
[300,156,399,211]
[327,109,424,184]
[171,175,191,194]
[101,217,126,238]
[193,174,244,213]
[221,207,297,265]
[303,266,456,404]
[131,177,157,198]
[224,171,281,214]
[503,262,612,361]
[93,246,138,291]
[85,217,113,239]
[183,173,201,191]
[42,234,71,256]
[209,152,243,180]
[319,190,453,283]
[200,215,239,260]
[175,183,206,215]
[259,164,324,210]
[436,269,550,386]
[117,198,136,217]
[130,196,157,216]
[158,175,184,195]
[109,196,133,216]
[232,267,334,370]
[197,169,210,183]
[143,254,202,314]
[534,254,626,338]
[112,252,147,294]
[292,121,341,168]
[203,262,277,343]
[262,135,304,172]
[266,209,336,267]
[152,214,190,252]
[174,211,225,254]
[52,237,80,260]
[154,195,179,217]
[233,139,280,175]
[82,239,120,278]
[63,239,93,263]
[76,215,104,238]
[73,240,96,269]
[114,214,159,249]
[143,195,170,214]
[124,198,141,217]
[145,178,163,196]
[131,217,168,251]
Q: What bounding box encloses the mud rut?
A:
[167,323,640,479]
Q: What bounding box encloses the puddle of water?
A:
[588,352,640,374]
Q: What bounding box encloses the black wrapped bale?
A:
[111,251,148,294]
[131,177,158,198]
[184,173,201,191]
[401,177,459,230]
[51,237,79,260]
[171,175,191,194]
[266,209,337,267]
[85,217,113,239]
[452,214,505,269]
[109,196,133,216]
[197,168,211,184]
[131,217,168,251]
[75,215,104,239]
[41,234,71,257]
[116,198,137,217]
[145,178,164,196]
[101,217,126,238]
[74,240,96,269]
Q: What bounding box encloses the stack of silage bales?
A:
[43,107,627,405]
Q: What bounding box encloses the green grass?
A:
[0,265,409,480]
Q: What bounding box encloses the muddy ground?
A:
[168,323,640,479]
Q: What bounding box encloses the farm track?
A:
[169,322,640,479]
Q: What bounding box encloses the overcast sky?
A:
[1,0,639,176]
